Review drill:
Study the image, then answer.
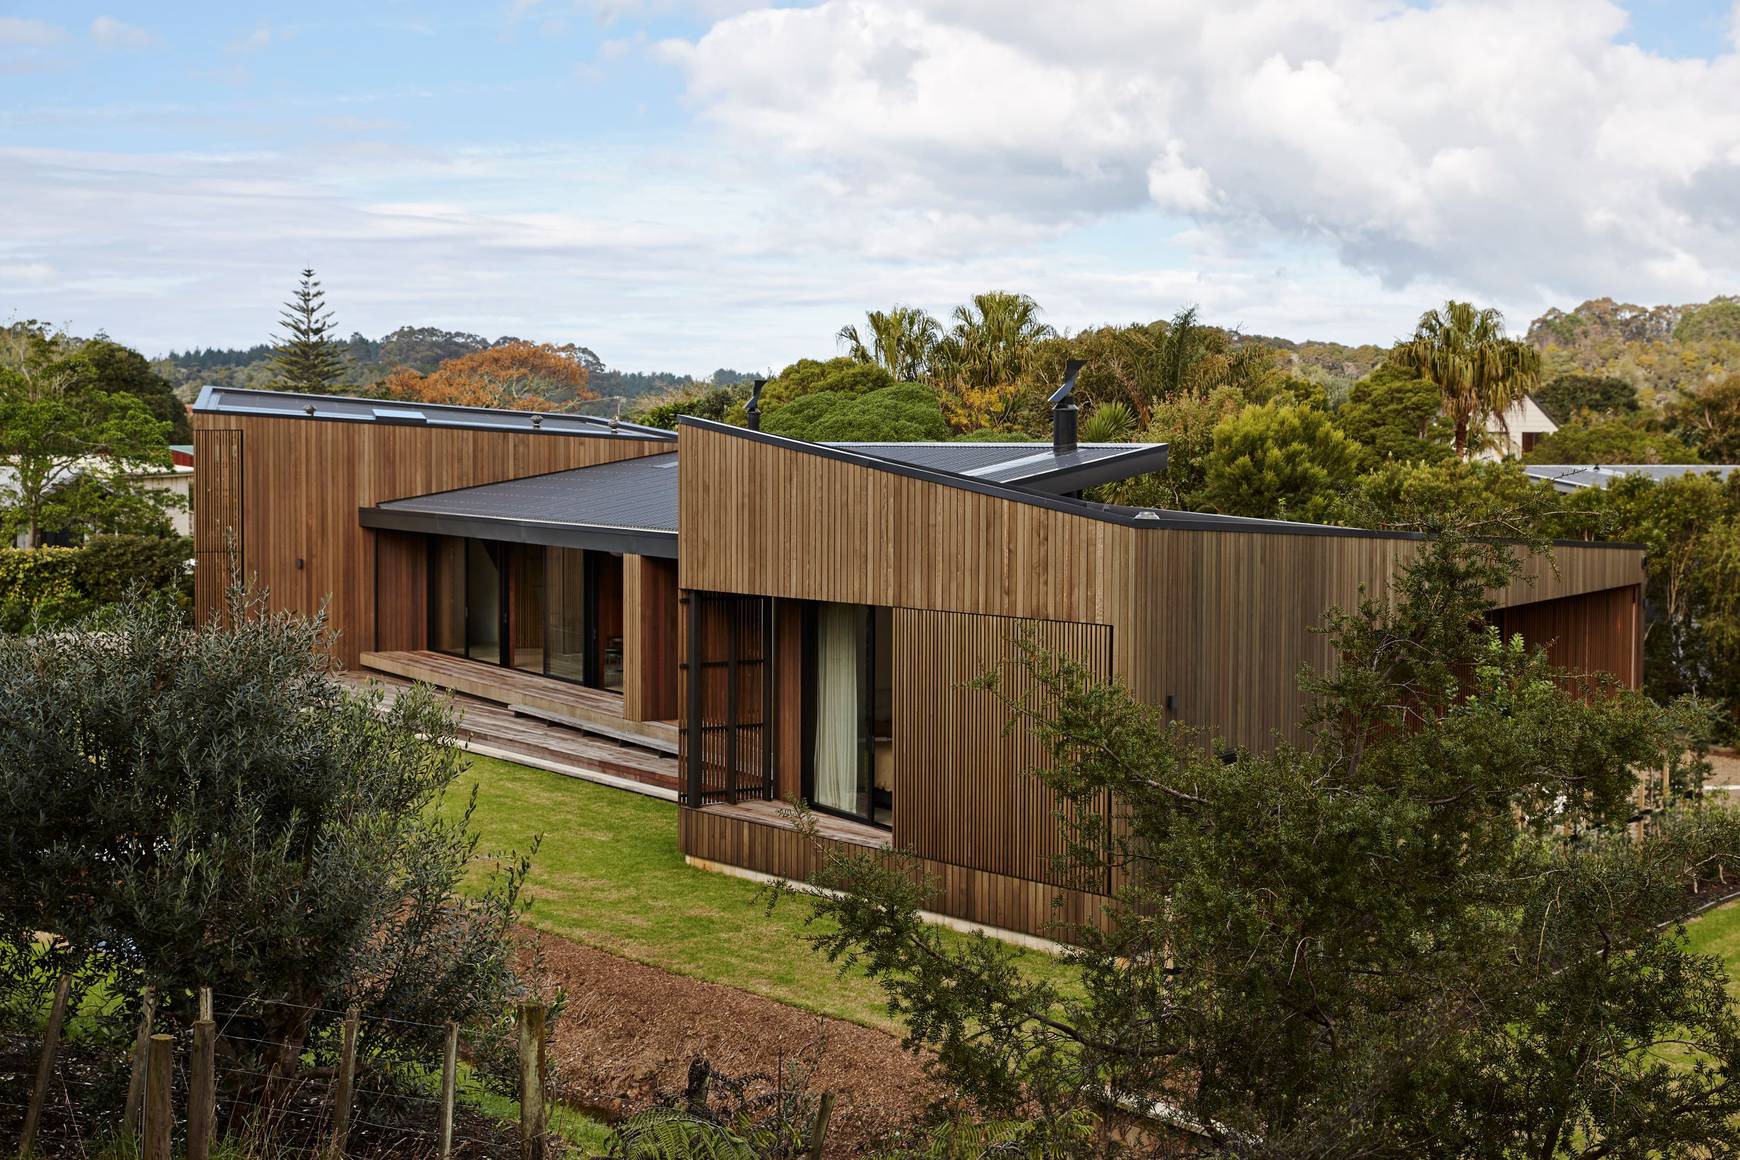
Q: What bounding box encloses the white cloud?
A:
[0,17,63,47]
[89,16,158,50]
[663,0,1740,312]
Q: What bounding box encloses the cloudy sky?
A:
[2,1,1738,373]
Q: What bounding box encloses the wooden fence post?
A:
[17,971,72,1159]
[125,986,157,1136]
[438,1022,458,1160]
[331,1006,360,1158]
[806,1091,835,1160]
[188,988,216,1160]
[144,1033,173,1160]
[517,1002,547,1160]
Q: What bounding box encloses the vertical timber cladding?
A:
[894,609,1114,894]
[680,591,775,805]
[192,428,243,625]
[679,421,1648,754]
[188,409,669,666]
[1490,584,1645,691]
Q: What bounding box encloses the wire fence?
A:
[1,984,557,1159]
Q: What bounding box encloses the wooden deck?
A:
[693,798,889,850]
[359,650,679,750]
[348,671,680,796]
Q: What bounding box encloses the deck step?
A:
[509,702,679,757]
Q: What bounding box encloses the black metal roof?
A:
[194,385,675,441]
[360,453,679,556]
[829,441,1169,493]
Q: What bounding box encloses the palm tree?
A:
[940,291,1055,393]
[1391,300,1542,459]
[836,305,942,381]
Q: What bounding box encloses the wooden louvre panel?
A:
[680,591,775,805]
[893,608,1114,894]
[192,428,242,625]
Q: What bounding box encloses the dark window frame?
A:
[798,600,894,830]
[424,535,626,693]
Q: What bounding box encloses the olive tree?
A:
[0,589,538,1100]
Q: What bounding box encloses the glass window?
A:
[545,547,587,683]
[808,603,893,827]
[465,539,502,664]
[510,545,546,675]
[429,538,466,656]
[593,553,624,692]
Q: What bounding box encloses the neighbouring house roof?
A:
[1523,463,1740,492]
[193,385,677,442]
[832,441,1169,494]
[361,453,681,557]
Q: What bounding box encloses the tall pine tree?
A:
[270,268,346,393]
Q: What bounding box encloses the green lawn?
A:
[447,754,1065,1032]
[1687,900,1740,1001]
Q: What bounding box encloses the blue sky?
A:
[2,0,1737,372]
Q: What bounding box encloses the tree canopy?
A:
[1199,400,1361,521]
[1391,300,1541,459]
[0,325,175,547]
[270,268,347,392]
[780,530,1740,1156]
[381,340,598,411]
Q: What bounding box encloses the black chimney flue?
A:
[1050,359,1085,454]
[746,378,766,431]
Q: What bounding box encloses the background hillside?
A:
[157,325,758,416]
[157,296,1740,420]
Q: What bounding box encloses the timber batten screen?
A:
[681,591,775,806]
[894,610,1115,894]
[192,428,242,625]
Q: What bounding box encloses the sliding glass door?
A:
[427,536,625,691]
[805,602,893,827]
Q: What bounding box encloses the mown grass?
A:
[445,753,1073,1033]
[1687,899,1740,1001]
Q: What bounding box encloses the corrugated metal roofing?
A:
[831,441,1168,491]
[376,453,679,532]
[194,385,675,441]
[1522,463,1740,491]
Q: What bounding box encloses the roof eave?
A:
[359,506,678,558]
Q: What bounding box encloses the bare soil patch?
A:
[1703,747,1740,789]
[528,929,944,1156]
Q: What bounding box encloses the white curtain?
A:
[813,604,861,813]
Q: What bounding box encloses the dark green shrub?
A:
[72,534,192,606]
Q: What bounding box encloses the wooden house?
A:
[193,387,1645,942]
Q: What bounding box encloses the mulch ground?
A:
[526,928,946,1156]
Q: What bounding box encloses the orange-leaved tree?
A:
[380,341,596,411]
